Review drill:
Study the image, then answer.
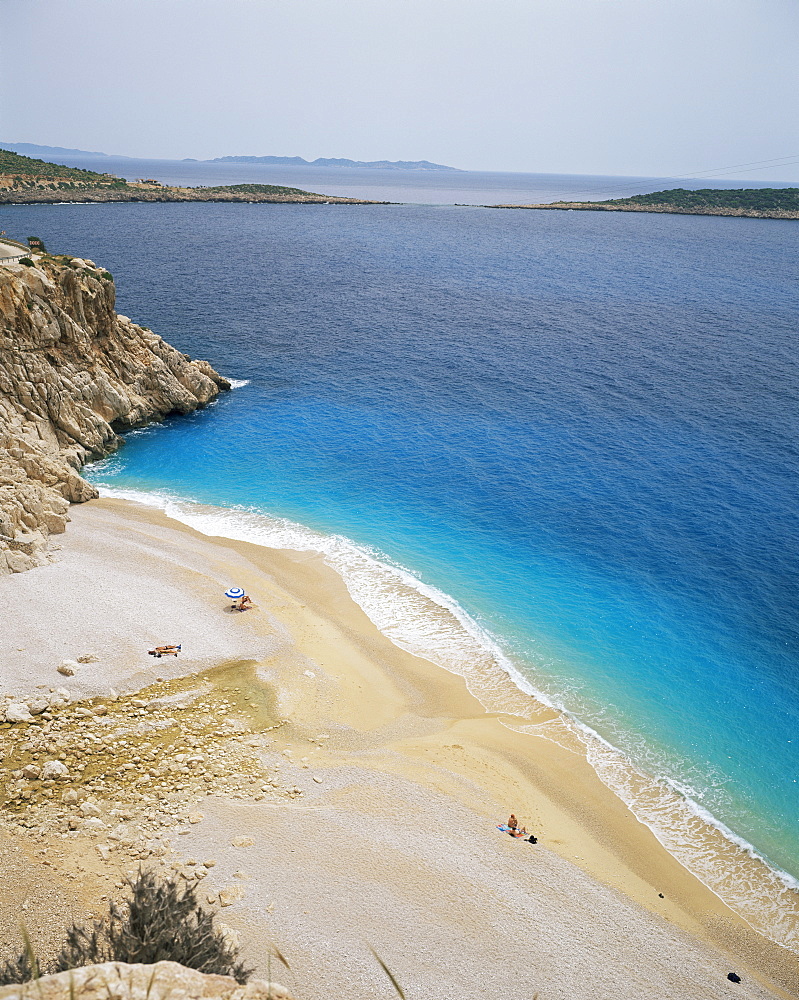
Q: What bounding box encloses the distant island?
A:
[0,148,383,205]
[1,142,459,171]
[209,155,461,171]
[492,187,799,220]
[0,141,126,159]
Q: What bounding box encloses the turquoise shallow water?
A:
[3,191,798,939]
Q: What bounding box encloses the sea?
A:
[3,160,798,950]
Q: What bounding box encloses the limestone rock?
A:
[4,702,33,723]
[218,884,246,907]
[41,759,70,780]
[21,763,41,779]
[0,962,294,1000]
[57,659,79,676]
[0,259,230,574]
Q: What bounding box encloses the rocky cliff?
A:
[0,255,230,574]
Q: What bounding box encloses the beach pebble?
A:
[77,654,99,663]
[218,922,241,949]
[218,885,245,907]
[62,788,78,804]
[312,775,323,783]
[83,817,106,831]
[251,983,290,999]
[22,764,41,780]
[58,660,79,676]
[188,812,204,824]
[79,800,101,817]
[231,836,254,847]
[203,858,217,867]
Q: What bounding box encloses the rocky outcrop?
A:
[0,962,292,1000]
[0,255,230,573]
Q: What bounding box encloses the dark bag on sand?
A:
[528,835,537,844]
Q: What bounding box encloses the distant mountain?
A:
[1,142,129,160]
[209,155,462,171]
[1,144,459,171]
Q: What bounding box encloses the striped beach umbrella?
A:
[225,586,245,600]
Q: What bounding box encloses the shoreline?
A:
[88,485,799,941]
[1,497,797,998]
[489,202,799,220]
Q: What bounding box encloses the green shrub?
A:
[17,257,34,267]
[0,871,253,986]
[101,271,114,281]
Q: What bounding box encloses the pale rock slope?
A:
[0,256,229,573]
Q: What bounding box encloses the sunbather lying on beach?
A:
[148,644,181,657]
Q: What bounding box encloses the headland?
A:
[491,187,799,220]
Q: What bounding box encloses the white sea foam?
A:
[95,484,799,951]
[228,379,251,389]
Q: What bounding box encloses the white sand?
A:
[0,504,274,700]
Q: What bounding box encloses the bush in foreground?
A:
[0,871,253,986]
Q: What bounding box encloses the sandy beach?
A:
[1,497,797,999]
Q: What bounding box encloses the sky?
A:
[3,0,798,181]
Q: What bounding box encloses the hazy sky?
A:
[3,0,798,180]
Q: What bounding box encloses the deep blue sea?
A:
[3,171,798,945]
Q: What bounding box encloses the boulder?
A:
[5,702,33,723]
[41,759,70,780]
[0,962,293,1000]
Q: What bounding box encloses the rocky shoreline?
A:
[490,201,799,220]
[0,185,382,206]
[0,255,230,573]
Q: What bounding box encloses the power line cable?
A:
[566,154,799,202]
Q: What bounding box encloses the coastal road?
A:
[0,238,33,263]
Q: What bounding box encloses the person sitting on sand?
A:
[236,595,254,611]
[508,814,518,832]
